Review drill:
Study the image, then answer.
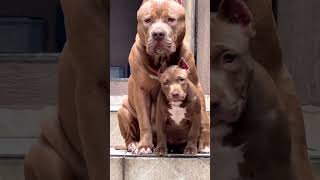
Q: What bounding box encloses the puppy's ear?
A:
[175,0,183,5]
[178,57,190,72]
[218,0,255,37]
[158,61,168,77]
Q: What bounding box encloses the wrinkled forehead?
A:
[160,66,188,82]
[138,0,185,19]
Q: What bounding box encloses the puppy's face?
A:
[159,58,190,102]
[137,0,186,56]
[211,0,255,125]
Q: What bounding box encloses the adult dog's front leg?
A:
[133,87,154,154]
[196,83,210,153]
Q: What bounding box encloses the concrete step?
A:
[0,157,319,180]
[110,148,210,180]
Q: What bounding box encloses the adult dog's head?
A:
[137,0,186,56]
[211,0,256,126]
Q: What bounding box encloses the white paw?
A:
[138,147,153,155]
[199,146,210,154]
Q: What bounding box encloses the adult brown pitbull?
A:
[24,0,108,180]
[117,0,210,154]
[211,0,314,179]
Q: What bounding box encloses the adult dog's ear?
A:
[158,61,168,77]
[217,0,256,37]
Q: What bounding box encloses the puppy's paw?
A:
[198,146,210,154]
[184,146,198,155]
[154,146,167,156]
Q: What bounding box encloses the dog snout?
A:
[171,92,180,98]
[152,30,166,41]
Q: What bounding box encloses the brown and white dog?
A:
[24,0,108,179]
[154,58,201,155]
[211,0,292,179]
[211,0,314,179]
[117,0,210,154]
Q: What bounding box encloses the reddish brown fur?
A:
[118,0,210,154]
[155,62,201,155]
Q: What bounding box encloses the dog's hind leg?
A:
[24,139,76,180]
[118,98,140,152]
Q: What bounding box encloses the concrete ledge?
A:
[110,148,210,180]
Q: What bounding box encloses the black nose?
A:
[172,93,180,98]
[152,31,165,41]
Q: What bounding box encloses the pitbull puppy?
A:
[211,0,293,179]
[117,0,210,155]
[154,58,201,155]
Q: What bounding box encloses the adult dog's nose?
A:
[152,30,165,41]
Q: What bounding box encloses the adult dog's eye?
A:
[222,53,237,64]
[168,17,176,23]
[179,77,184,82]
[144,18,152,23]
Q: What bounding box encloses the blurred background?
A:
[0,0,65,179]
[211,0,320,179]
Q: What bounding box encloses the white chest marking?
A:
[149,74,159,80]
[212,125,245,180]
[168,102,186,125]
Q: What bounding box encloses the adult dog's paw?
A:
[132,141,154,155]
[198,146,210,154]
[127,142,138,152]
[154,146,167,156]
[184,146,198,155]
[198,136,210,154]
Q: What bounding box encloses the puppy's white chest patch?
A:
[212,125,245,180]
[168,102,186,125]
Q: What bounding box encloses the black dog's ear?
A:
[178,57,190,72]
[218,0,255,37]
[158,61,168,77]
